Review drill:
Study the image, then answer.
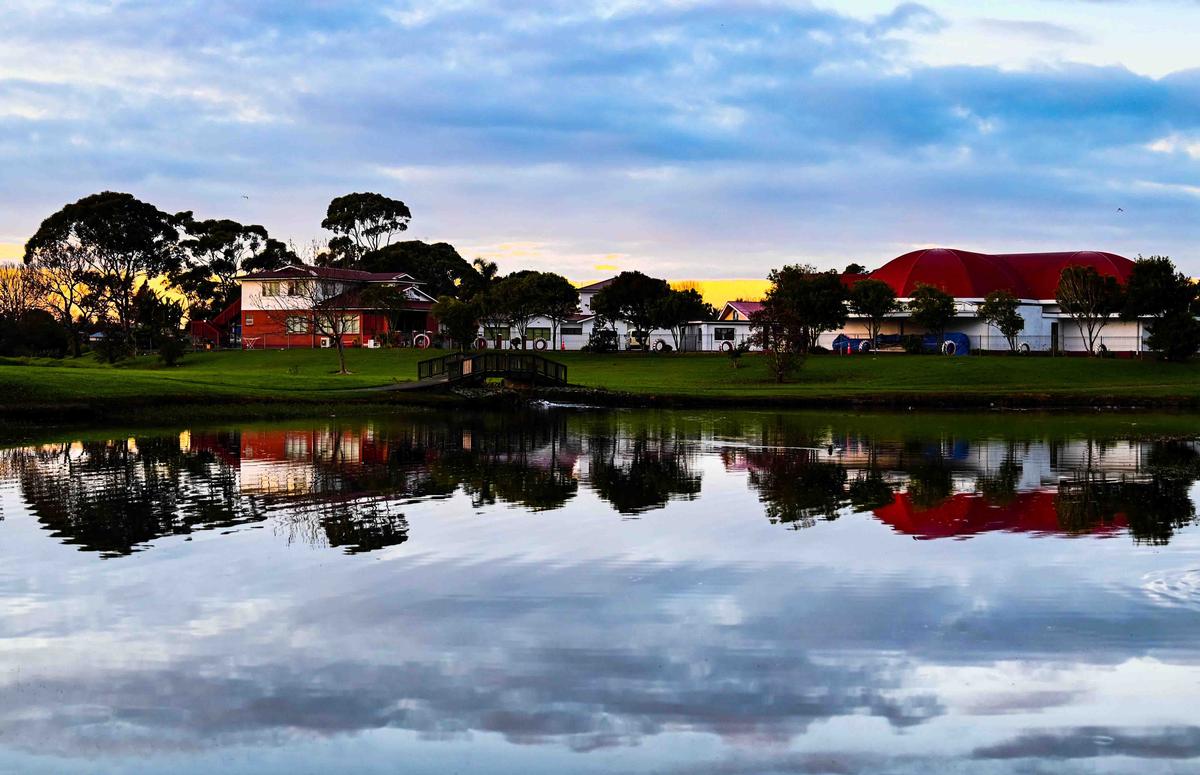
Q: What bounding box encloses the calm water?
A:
[2,409,1200,774]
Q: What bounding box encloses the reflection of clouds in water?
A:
[1141,567,1200,611]
[973,726,1200,760]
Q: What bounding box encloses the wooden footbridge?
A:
[416,351,568,388]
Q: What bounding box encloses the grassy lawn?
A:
[4,348,1200,411]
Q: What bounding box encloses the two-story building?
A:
[194,265,438,349]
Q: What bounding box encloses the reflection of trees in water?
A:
[428,414,578,512]
[745,450,847,529]
[5,438,262,557]
[1056,442,1200,545]
[274,496,410,554]
[586,432,701,515]
[3,413,583,556]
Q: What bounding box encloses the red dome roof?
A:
[868,248,1133,300]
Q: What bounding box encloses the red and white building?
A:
[194,266,438,349]
[683,248,1143,353]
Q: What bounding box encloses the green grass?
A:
[5,348,1200,418]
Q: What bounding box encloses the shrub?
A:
[158,335,187,366]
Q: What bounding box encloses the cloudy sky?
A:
[2,0,1199,278]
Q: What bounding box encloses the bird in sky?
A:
[241,194,250,199]
[1117,207,1124,212]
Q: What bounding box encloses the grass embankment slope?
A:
[4,348,1200,421]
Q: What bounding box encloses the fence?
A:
[971,333,1147,354]
[680,331,755,353]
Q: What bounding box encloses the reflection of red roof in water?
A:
[874,491,1128,539]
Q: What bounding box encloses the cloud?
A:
[1,2,1200,274]
[974,18,1092,45]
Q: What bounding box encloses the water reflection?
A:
[2,411,1200,772]
[6,413,1200,557]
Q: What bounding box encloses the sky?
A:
[2,0,1200,279]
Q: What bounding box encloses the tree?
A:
[486,273,541,346]
[472,257,500,287]
[844,263,868,275]
[1121,255,1200,361]
[0,263,47,320]
[432,295,479,350]
[22,239,95,357]
[1056,265,1124,355]
[355,241,481,298]
[653,288,715,350]
[907,284,956,350]
[589,271,671,347]
[748,301,803,382]
[759,265,848,354]
[267,269,364,374]
[320,192,412,259]
[847,278,897,347]
[977,289,1024,352]
[523,272,580,348]
[1146,309,1200,363]
[132,285,184,352]
[24,192,179,349]
[173,216,290,319]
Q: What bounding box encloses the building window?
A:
[715,327,735,341]
[337,314,361,335]
[526,327,551,341]
[561,326,584,336]
[285,316,310,334]
[245,315,254,326]
[261,282,280,297]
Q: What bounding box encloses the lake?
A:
[2,409,1200,774]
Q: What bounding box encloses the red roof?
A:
[239,265,424,284]
[722,300,763,320]
[868,248,1133,300]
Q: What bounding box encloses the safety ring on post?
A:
[859,340,871,353]
[655,339,667,352]
[941,340,956,356]
[1019,342,1031,354]
[534,338,548,351]
[414,333,431,349]
[474,337,488,350]
[719,341,733,352]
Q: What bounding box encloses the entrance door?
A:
[1050,322,1059,355]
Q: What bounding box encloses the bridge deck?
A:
[417,351,568,386]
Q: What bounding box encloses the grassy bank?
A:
[5,348,1200,422]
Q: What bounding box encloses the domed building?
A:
[822,248,1141,354]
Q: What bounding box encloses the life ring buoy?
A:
[859,340,871,353]
[1098,343,1108,354]
[534,338,548,351]
[474,337,488,350]
[719,341,733,352]
[413,333,431,349]
[655,339,667,352]
[1019,342,1031,354]
[941,340,957,356]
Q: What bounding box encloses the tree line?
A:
[7,190,499,363]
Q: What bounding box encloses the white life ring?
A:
[941,340,957,356]
[655,339,667,352]
[1019,342,1031,354]
[534,338,548,351]
[413,333,431,349]
[859,340,871,353]
[474,337,488,350]
[1098,343,1108,354]
[719,341,733,352]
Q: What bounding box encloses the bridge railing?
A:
[416,351,567,385]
